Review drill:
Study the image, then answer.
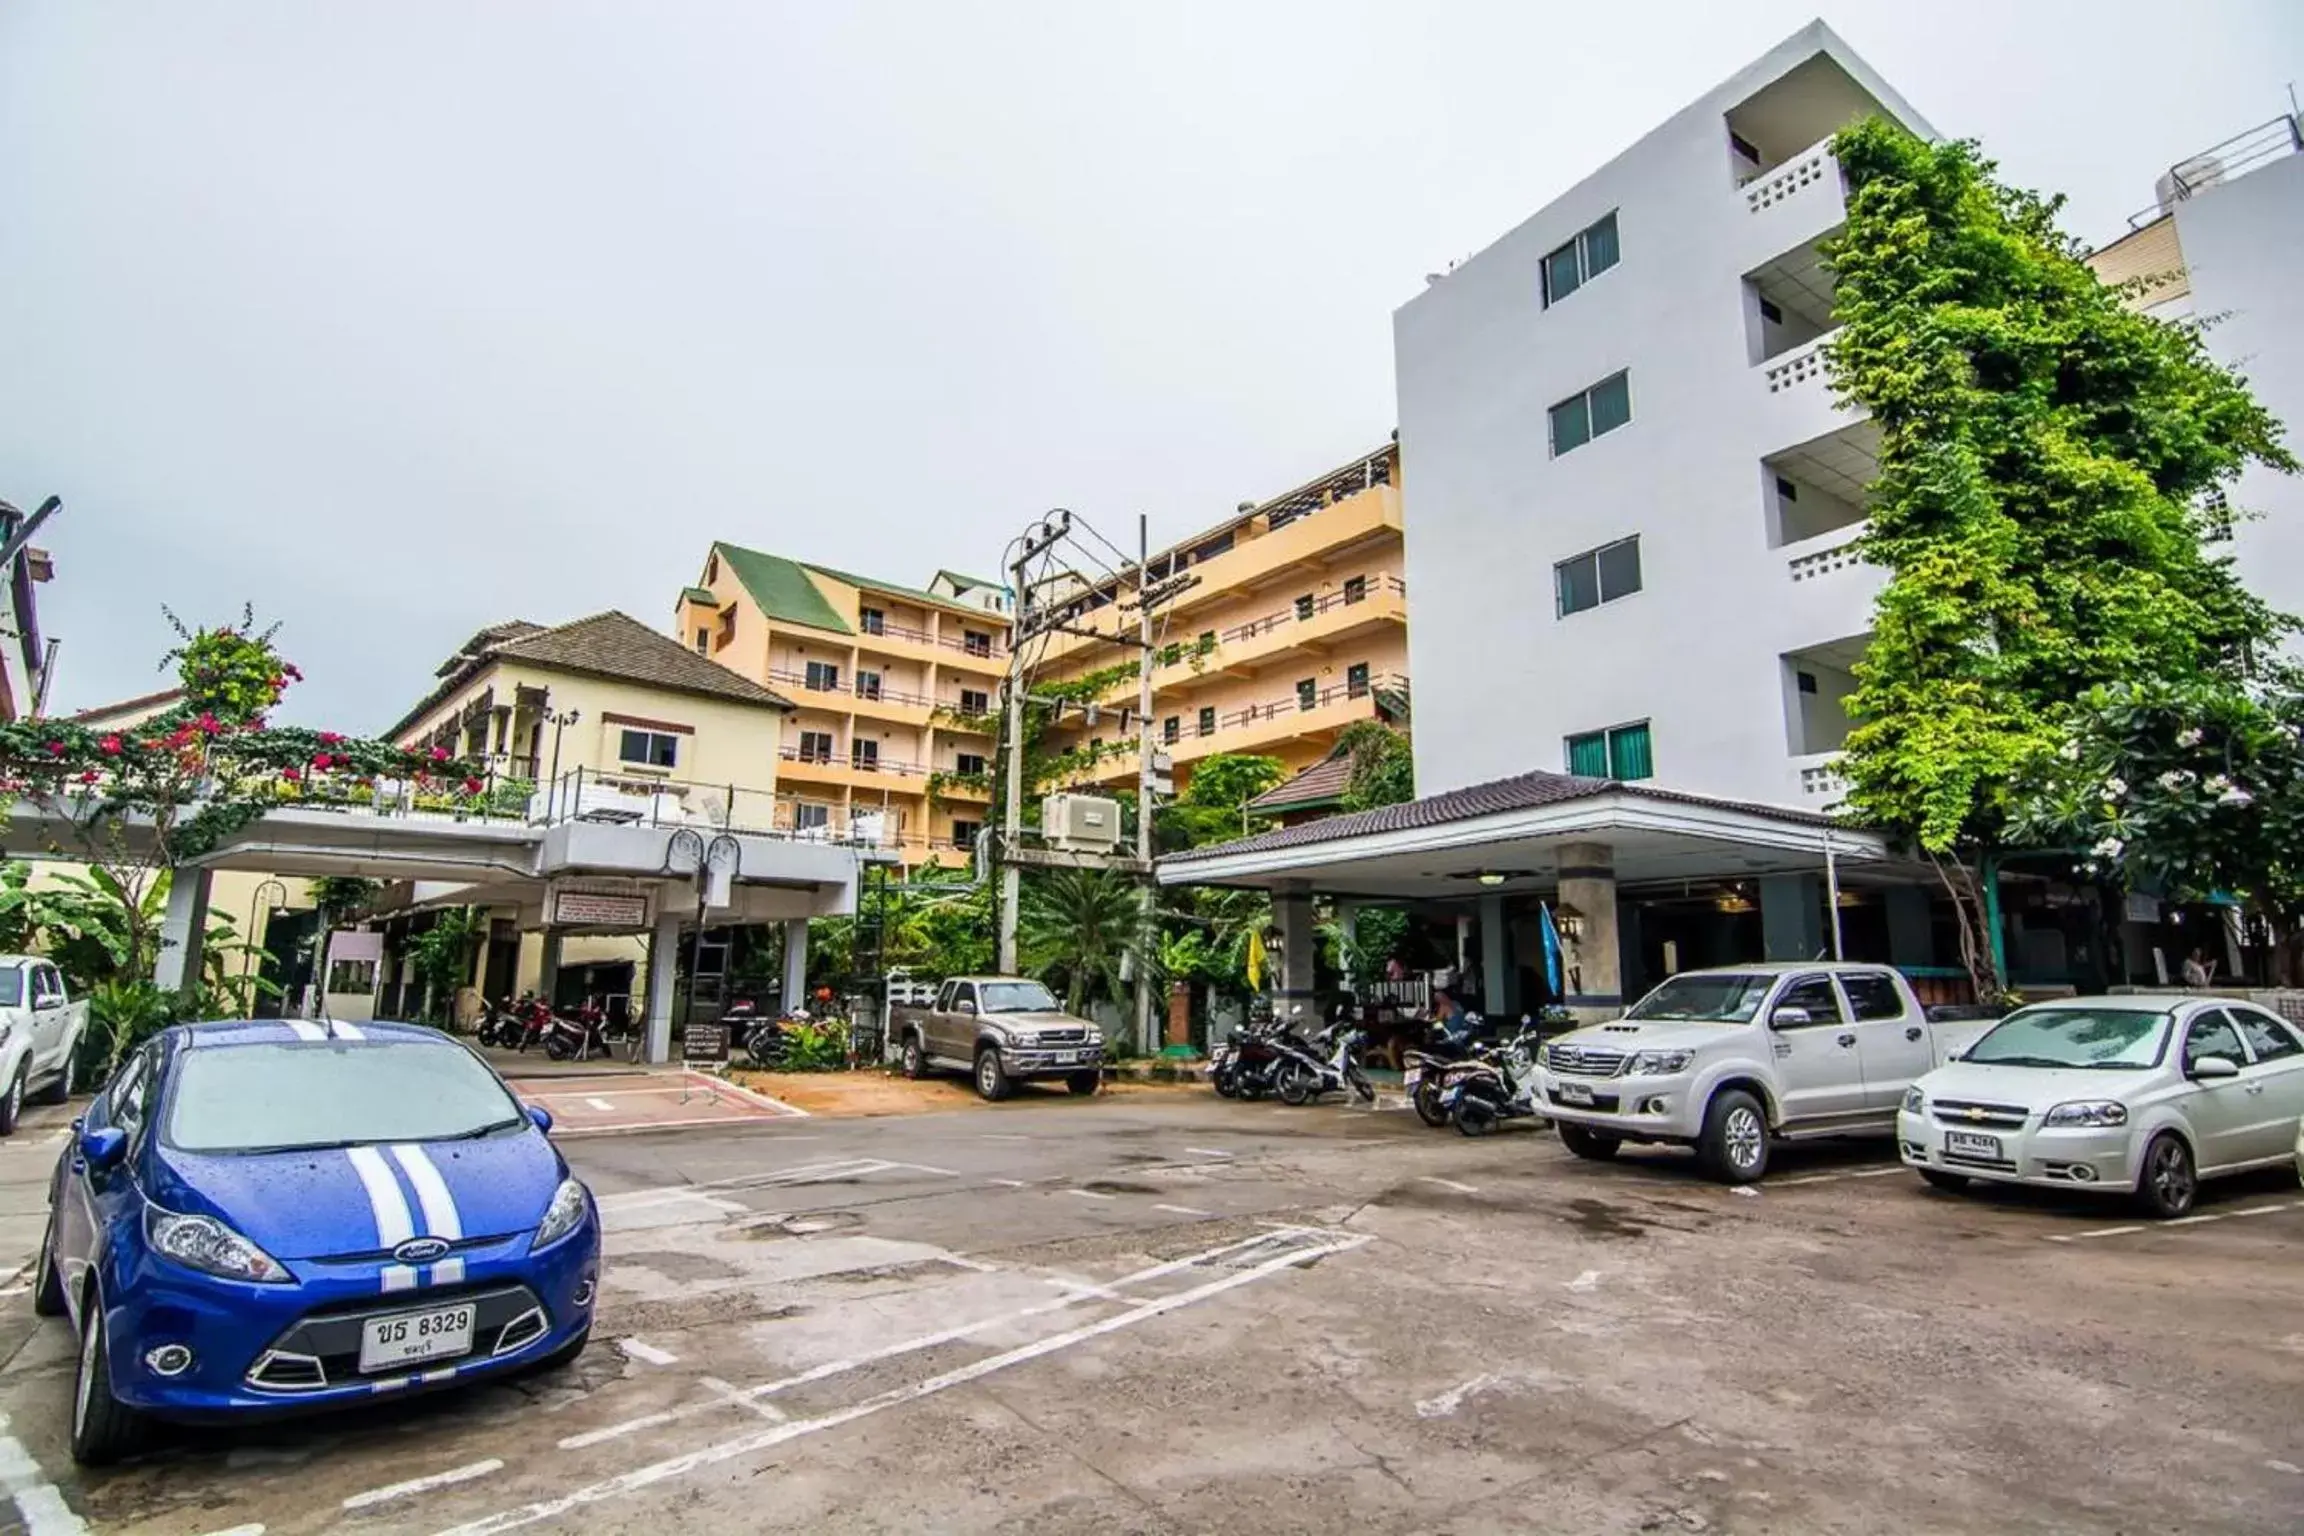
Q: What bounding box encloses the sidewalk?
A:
[0,1102,79,1291]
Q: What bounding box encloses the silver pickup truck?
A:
[891,976,1105,1101]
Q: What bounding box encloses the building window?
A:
[1158,642,1182,667]
[1163,715,1180,744]
[963,629,992,657]
[854,739,880,772]
[1296,678,1317,711]
[693,629,709,655]
[797,730,835,763]
[618,729,680,770]
[955,752,986,777]
[1197,706,1216,738]
[860,606,885,636]
[1197,630,1215,651]
[1343,575,1367,605]
[1346,663,1370,698]
[1549,371,1632,457]
[856,669,883,701]
[794,802,831,831]
[1294,594,1315,622]
[1555,536,1643,617]
[959,687,989,715]
[2200,487,2234,543]
[1540,211,1621,307]
[1566,721,1654,782]
[950,818,980,848]
[805,660,840,693]
[715,609,737,650]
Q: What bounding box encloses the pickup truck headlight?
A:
[1626,1050,1693,1076]
[534,1177,591,1250]
[145,1206,291,1284]
[2043,1101,2128,1128]
[1901,1087,1925,1116]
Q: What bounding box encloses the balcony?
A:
[1122,573,1408,700]
[771,669,940,727]
[1742,137,1841,218]
[1764,421,1877,546]
[776,746,934,792]
[1791,751,1848,803]
[1176,672,1405,763]
[1782,636,1868,798]
[849,618,1008,669]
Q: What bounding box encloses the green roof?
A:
[680,586,717,605]
[800,563,1002,620]
[935,569,1005,593]
[713,543,852,634]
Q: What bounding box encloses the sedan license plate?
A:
[359,1303,475,1373]
[1556,1081,1595,1106]
[1945,1130,2002,1160]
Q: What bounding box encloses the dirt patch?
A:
[727,1068,1201,1118]
[1562,1197,1651,1240]
[1080,1181,1161,1196]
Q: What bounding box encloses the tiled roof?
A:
[1248,749,1353,812]
[387,611,792,739]
[68,687,186,725]
[934,569,1005,593]
[680,586,718,606]
[713,543,852,634]
[1164,766,1835,866]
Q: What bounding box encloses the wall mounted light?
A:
[1477,872,1507,887]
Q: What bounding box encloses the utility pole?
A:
[1133,513,1157,1056]
[997,514,1072,972]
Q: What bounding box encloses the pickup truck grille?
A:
[1544,1044,1627,1079]
[1029,1028,1088,1045]
[1931,1100,2029,1130]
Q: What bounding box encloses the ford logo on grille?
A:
[394,1236,451,1264]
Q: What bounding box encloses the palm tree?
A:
[1018,868,1148,1015]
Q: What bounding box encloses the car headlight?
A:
[1626,1050,1693,1076]
[144,1206,291,1284]
[2043,1101,2129,1128]
[1901,1087,1925,1116]
[534,1177,591,1250]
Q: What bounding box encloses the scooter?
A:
[543,1000,612,1061]
[1210,1013,1293,1099]
[1401,1015,1489,1129]
[1272,1020,1375,1106]
[1443,1019,1546,1136]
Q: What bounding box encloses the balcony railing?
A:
[770,669,938,709]
[1786,533,1867,583]
[1216,573,1407,646]
[778,746,930,778]
[1793,753,1848,799]
[1217,671,1407,732]
[856,617,933,646]
[1763,333,1834,396]
[1743,137,1838,215]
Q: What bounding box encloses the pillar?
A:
[1761,875,1825,962]
[153,867,214,992]
[644,908,680,1065]
[1884,885,1933,968]
[1558,842,1622,1014]
[1274,886,1316,1018]
[537,929,564,1011]
[782,918,809,1011]
[1478,893,1514,1018]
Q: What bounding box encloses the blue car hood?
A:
[151,1131,563,1260]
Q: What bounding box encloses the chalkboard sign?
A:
[681,1021,729,1063]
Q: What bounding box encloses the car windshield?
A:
[979,981,1060,1013]
[0,967,20,1008]
[1625,973,1774,1024]
[1963,1007,2171,1070]
[166,1039,528,1153]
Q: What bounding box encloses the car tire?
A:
[1065,1070,1099,1097]
[32,1210,65,1318]
[1559,1124,1621,1161]
[1276,1063,1315,1106]
[69,1287,147,1467]
[2135,1131,2197,1220]
[1698,1089,1770,1184]
[0,1064,26,1137]
[1919,1169,1971,1194]
[974,1048,1013,1102]
[900,1035,927,1080]
[32,1050,74,1108]
[536,1326,590,1374]
[1412,1080,1449,1128]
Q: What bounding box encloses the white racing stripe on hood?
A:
[390,1145,465,1240]
[346,1145,416,1248]
[285,1021,326,1042]
[333,1021,366,1040]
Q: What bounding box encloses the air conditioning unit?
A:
[1041,793,1121,852]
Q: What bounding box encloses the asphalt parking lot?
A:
[0,1086,2299,1534]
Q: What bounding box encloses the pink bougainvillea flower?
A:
[165,727,196,750]
[281,766,302,782]
[75,770,100,785]
[312,753,334,770]
[283,663,304,682]
[429,746,450,761]
[98,735,123,757]
[43,741,64,757]
[463,777,483,795]
[318,731,343,746]
[196,712,222,736]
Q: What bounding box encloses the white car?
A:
[1897,994,2304,1219]
[0,956,87,1133]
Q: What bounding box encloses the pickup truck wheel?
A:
[1699,1089,1769,1183]
[1065,1070,1100,1097]
[2135,1131,2197,1219]
[900,1035,927,1080]
[0,1064,25,1137]
[974,1048,1013,1102]
[31,1049,74,1107]
[1918,1169,1971,1194]
[1559,1124,1621,1161]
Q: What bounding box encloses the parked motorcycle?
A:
[739,1003,806,1069]
[1401,1016,1490,1129]
[474,996,516,1048]
[1442,1019,1546,1136]
[1210,1012,1294,1100]
[1272,1020,1375,1106]
[543,1000,613,1061]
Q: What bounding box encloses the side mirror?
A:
[526,1104,555,1133]
[1769,1006,1813,1029]
[956,999,977,1016]
[2188,1054,2241,1081]
[80,1126,128,1171]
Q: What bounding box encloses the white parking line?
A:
[2043,1200,2304,1242]
[1769,1165,1907,1187]
[618,1339,678,1366]
[1183,1147,1234,1159]
[199,1526,266,1536]
[0,1413,86,1535]
[1154,1204,1211,1217]
[1064,1188,1115,1201]
[988,1178,1027,1188]
[1422,1177,1479,1194]
[344,1458,503,1510]
[585,1098,617,1112]
[698,1376,785,1422]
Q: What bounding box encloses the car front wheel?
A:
[974,1049,1013,1102]
[1699,1089,1770,1184]
[1918,1169,1971,1194]
[70,1289,147,1466]
[1559,1124,1621,1161]
[1065,1070,1099,1097]
[2136,1132,2197,1219]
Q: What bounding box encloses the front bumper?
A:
[1533,1067,1702,1141]
[104,1214,600,1421]
[1896,1108,2135,1192]
[1001,1044,1104,1075]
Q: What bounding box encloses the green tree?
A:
[1334,720,1413,812]
[1018,867,1148,1014]
[1824,118,2294,994]
[1158,752,1283,851]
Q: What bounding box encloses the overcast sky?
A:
[2,2,2298,731]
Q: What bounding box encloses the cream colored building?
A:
[674,549,1009,866]
[1033,444,1408,792]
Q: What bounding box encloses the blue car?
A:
[33,1019,599,1464]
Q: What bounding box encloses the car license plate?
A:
[1556,1082,1595,1106]
[359,1303,475,1373]
[1945,1131,2002,1160]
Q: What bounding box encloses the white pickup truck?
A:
[1535,963,1997,1183]
[0,956,87,1134]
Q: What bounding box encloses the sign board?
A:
[551,889,650,928]
[681,1021,729,1063]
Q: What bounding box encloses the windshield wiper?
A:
[230,1138,365,1155]
[1968,1054,2072,1069]
[445,1117,526,1140]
